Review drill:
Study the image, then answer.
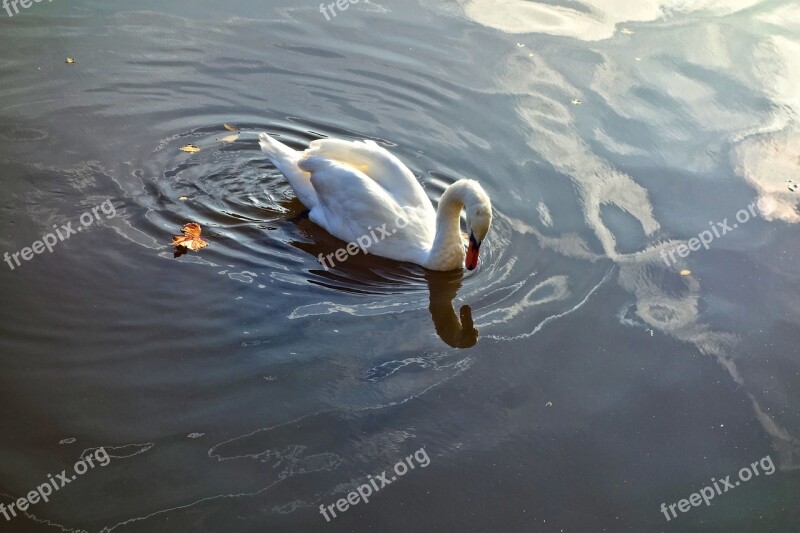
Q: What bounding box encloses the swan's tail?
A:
[258,133,318,208]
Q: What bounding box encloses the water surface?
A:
[0,0,799,531]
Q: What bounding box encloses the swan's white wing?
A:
[299,155,435,264]
[305,139,435,218]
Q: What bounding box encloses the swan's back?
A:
[306,139,434,216]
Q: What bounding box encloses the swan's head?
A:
[465,188,492,271]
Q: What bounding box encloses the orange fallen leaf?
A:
[223,123,239,132]
[180,144,200,153]
[680,269,691,276]
[172,222,208,253]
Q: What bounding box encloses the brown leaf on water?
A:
[223,124,239,132]
[172,222,208,256]
[221,134,239,143]
[180,144,200,153]
[680,269,691,276]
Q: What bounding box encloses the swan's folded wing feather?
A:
[299,156,434,261]
[305,139,434,216]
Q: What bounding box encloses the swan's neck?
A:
[425,180,479,270]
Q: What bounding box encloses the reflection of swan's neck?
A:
[426,180,481,270]
[427,270,478,348]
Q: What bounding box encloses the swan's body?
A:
[259,133,492,271]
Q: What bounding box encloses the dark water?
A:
[1,0,799,531]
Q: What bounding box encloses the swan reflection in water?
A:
[424,269,478,348]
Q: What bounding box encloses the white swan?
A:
[259,133,492,271]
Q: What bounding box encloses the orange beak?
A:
[465,233,480,270]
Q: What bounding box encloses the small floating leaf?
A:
[223,123,239,132]
[221,133,239,143]
[680,269,691,276]
[180,144,200,153]
[172,222,208,253]
[178,196,189,201]
[65,57,76,64]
